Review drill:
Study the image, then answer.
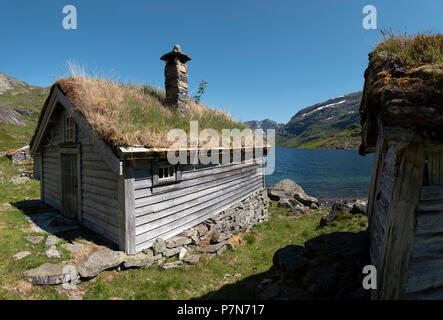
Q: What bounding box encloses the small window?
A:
[64,116,76,142]
[152,161,181,187]
[158,164,175,181]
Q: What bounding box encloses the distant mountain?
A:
[0,72,48,151]
[277,91,362,149]
[244,119,285,132]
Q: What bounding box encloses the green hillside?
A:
[277,91,362,149]
[0,73,48,151]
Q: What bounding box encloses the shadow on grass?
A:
[10,199,117,250]
[195,267,276,300]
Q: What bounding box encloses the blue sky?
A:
[0,0,442,123]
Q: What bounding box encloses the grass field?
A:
[0,157,367,300]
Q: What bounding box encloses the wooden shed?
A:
[360,35,443,299]
[29,45,267,255]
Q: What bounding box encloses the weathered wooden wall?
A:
[404,150,443,299]
[77,128,120,244]
[130,158,265,253]
[40,109,120,245]
[41,111,64,210]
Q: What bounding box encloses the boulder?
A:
[163,247,181,258]
[268,179,320,207]
[350,202,367,215]
[194,224,209,237]
[24,235,44,244]
[320,200,356,226]
[45,235,61,246]
[178,229,196,238]
[331,201,353,215]
[178,248,187,260]
[161,261,183,270]
[123,251,154,268]
[165,235,191,248]
[45,246,62,259]
[183,255,200,265]
[152,238,166,255]
[13,251,31,260]
[23,263,78,285]
[197,241,226,253]
[304,231,368,264]
[210,232,232,244]
[268,231,370,300]
[269,180,320,214]
[77,249,126,278]
[273,245,308,277]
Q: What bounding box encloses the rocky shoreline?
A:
[261,179,370,300]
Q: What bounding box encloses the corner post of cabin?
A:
[118,160,136,255]
[160,44,192,114]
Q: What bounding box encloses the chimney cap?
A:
[160,44,192,63]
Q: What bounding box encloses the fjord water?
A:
[265,147,374,201]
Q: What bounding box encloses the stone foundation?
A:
[146,188,271,261]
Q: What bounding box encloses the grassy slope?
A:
[297,124,361,149]
[0,157,367,300]
[0,86,48,151]
[277,124,361,149]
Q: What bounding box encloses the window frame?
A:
[152,160,181,187]
[64,115,76,143]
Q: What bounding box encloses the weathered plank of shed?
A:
[78,127,120,244]
[375,142,425,300]
[135,180,263,252]
[420,186,443,201]
[415,212,443,236]
[405,256,443,294]
[133,158,264,252]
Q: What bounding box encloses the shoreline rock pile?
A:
[267,179,321,215]
[320,199,367,227]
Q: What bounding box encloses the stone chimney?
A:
[160,44,192,114]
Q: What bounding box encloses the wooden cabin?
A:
[360,43,443,299]
[29,45,267,255]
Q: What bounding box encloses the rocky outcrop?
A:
[261,231,370,300]
[0,104,26,126]
[268,179,320,214]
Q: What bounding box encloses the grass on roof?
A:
[370,30,443,68]
[55,68,246,148]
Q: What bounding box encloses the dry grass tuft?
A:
[55,67,247,149]
[371,31,443,68]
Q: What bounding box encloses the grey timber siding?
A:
[42,150,62,210]
[369,140,396,267]
[40,110,120,245]
[41,113,64,210]
[405,150,443,299]
[132,158,265,253]
[78,128,120,244]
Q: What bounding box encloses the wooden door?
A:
[61,153,79,219]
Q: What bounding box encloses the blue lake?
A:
[265,147,374,201]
